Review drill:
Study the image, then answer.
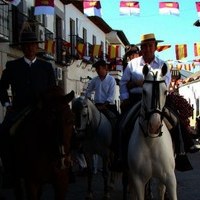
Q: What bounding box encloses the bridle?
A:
[139,71,167,138]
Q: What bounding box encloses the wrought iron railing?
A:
[0,2,9,42]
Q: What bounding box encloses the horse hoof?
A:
[85,193,93,200]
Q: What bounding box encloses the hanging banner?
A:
[194,42,200,56]
[159,2,180,15]
[196,2,200,18]
[157,45,171,52]
[175,44,187,60]
[83,1,101,17]
[92,44,101,57]
[108,45,120,59]
[119,1,140,16]
[34,0,54,15]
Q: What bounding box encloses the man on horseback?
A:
[85,59,119,126]
[0,22,56,186]
[116,33,199,172]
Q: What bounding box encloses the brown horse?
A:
[13,86,75,200]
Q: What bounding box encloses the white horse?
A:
[128,64,177,200]
[72,96,113,199]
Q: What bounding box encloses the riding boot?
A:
[0,117,16,188]
[163,107,193,171]
[173,123,193,171]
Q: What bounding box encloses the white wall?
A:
[179,81,200,126]
[65,4,106,49]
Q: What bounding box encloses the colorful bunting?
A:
[119,1,140,16]
[108,45,120,59]
[157,45,171,52]
[34,0,54,15]
[83,1,101,17]
[159,2,179,15]
[92,45,101,57]
[175,44,187,60]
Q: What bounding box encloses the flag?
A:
[185,64,192,71]
[196,2,200,18]
[92,45,101,57]
[176,64,182,70]
[76,43,86,58]
[63,41,71,48]
[194,42,200,56]
[159,2,179,15]
[34,0,54,15]
[119,1,140,16]
[45,39,55,54]
[3,0,21,6]
[108,45,120,59]
[157,45,171,52]
[175,44,187,60]
[83,1,101,17]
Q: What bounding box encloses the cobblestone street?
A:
[1,151,200,199]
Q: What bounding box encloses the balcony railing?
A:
[0,2,9,42]
[8,8,53,49]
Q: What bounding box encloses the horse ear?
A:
[65,90,75,103]
[143,64,149,76]
[161,63,168,76]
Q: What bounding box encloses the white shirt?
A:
[85,73,116,104]
[120,56,171,101]
[24,57,37,66]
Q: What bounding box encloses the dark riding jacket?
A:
[0,57,56,110]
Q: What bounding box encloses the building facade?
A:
[0,0,130,122]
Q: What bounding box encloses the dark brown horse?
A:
[13,86,75,200]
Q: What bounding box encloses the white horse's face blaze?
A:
[80,106,89,129]
[142,66,168,136]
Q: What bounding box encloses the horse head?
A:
[141,63,168,137]
[72,96,92,134]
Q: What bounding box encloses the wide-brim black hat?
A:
[19,31,43,44]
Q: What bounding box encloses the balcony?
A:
[0,2,9,42]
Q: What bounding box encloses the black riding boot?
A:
[164,107,193,171]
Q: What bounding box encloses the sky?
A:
[99,0,200,64]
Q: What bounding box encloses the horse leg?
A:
[164,174,177,200]
[102,157,110,199]
[122,170,129,200]
[155,182,166,200]
[129,176,145,200]
[145,180,153,200]
[14,178,26,200]
[25,182,40,200]
[84,154,94,200]
[54,169,69,200]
